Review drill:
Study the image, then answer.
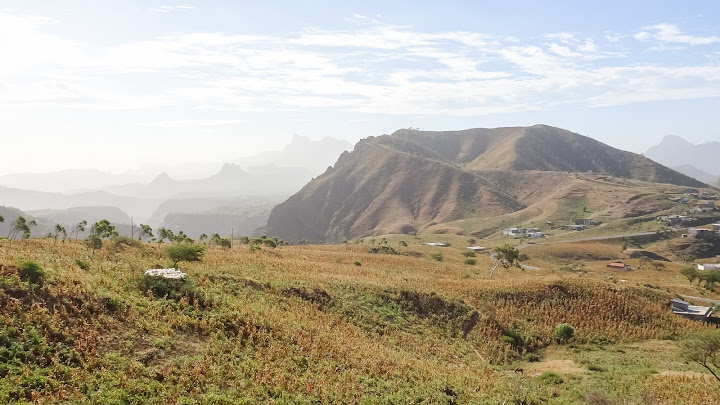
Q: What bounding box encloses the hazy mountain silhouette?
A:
[238,134,353,176]
[646,135,720,179]
[267,125,705,242]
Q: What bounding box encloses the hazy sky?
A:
[1,0,719,175]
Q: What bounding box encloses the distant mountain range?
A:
[0,135,352,233]
[646,135,720,187]
[103,163,313,199]
[267,125,706,242]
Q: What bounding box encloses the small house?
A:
[467,246,487,252]
[607,262,631,270]
[685,188,700,194]
[527,231,544,238]
[575,219,600,226]
[658,215,691,225]
[713,223,720,232]
[671,299,713,321]
[502,227,527,237]
[563,224,586,231]
[424,242,448,247]
[697,263,720,271]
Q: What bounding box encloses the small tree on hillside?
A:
[0,214,4,223]
[54,224,67,242]
[92,219,118,239]
[166,243,205,268]
[70,220,87,240]
[8,216,36,239]
[680,330,720,382]
[139,224,153,241]
[157,227,173,245]
[489,244,522,278]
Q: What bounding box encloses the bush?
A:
[354,261,362,266]
[139,274,194,301]
[165,244,205,267]
[462,251,476,258]
[464,259,477,265]
[75,259,91,271]
[587,364,606,372]
[500,335,516,346]
[368,246,398,255]
[538,371,564,385]
[18,260,46,287]
[554,323,575,343]
[525,352,540,362]
[430,253,444,262]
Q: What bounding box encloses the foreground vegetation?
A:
[0,238,719,404]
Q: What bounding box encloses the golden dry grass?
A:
[0,238,718,404]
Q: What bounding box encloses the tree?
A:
[680,330,720,382]
[0,214,4,223]
[139,224,153,241]
[199,234,208,244]
[157,227,173,245]
[166,243,205,268]
[681,265,699,284]
[53,224,67,242]
[92,219,118,238]
[70,220,87,240]
[8,216,36,239]
[490,244,521,278]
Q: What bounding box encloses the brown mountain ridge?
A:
[267,125,707,243]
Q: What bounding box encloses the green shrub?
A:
[538,371,564,385]
[525,352,540,362]
[139,274,195,301]
[354,261,362,266]
[18,260,46,287]
[464,259,477,265]
[430,253,444,262]
[165,243,205,267]
[462,251,476,258]
[500,335,516,345]
[554,323,575,343]
[75,259,91,271]
[368,246,398,255]
[587,364,606,372]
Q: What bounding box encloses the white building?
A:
[697,263,720,271]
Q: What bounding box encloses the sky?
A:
[1,0,719,175]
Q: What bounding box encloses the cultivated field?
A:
[1,238,719,404]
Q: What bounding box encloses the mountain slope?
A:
[267,125,706,242]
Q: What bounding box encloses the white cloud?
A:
[636,23,720,45]
[1,10,719,120]
[148,5,196,13]
[143,119,247,127]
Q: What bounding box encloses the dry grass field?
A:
[1,237,719,404]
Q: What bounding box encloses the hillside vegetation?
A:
[0,238,718,404]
